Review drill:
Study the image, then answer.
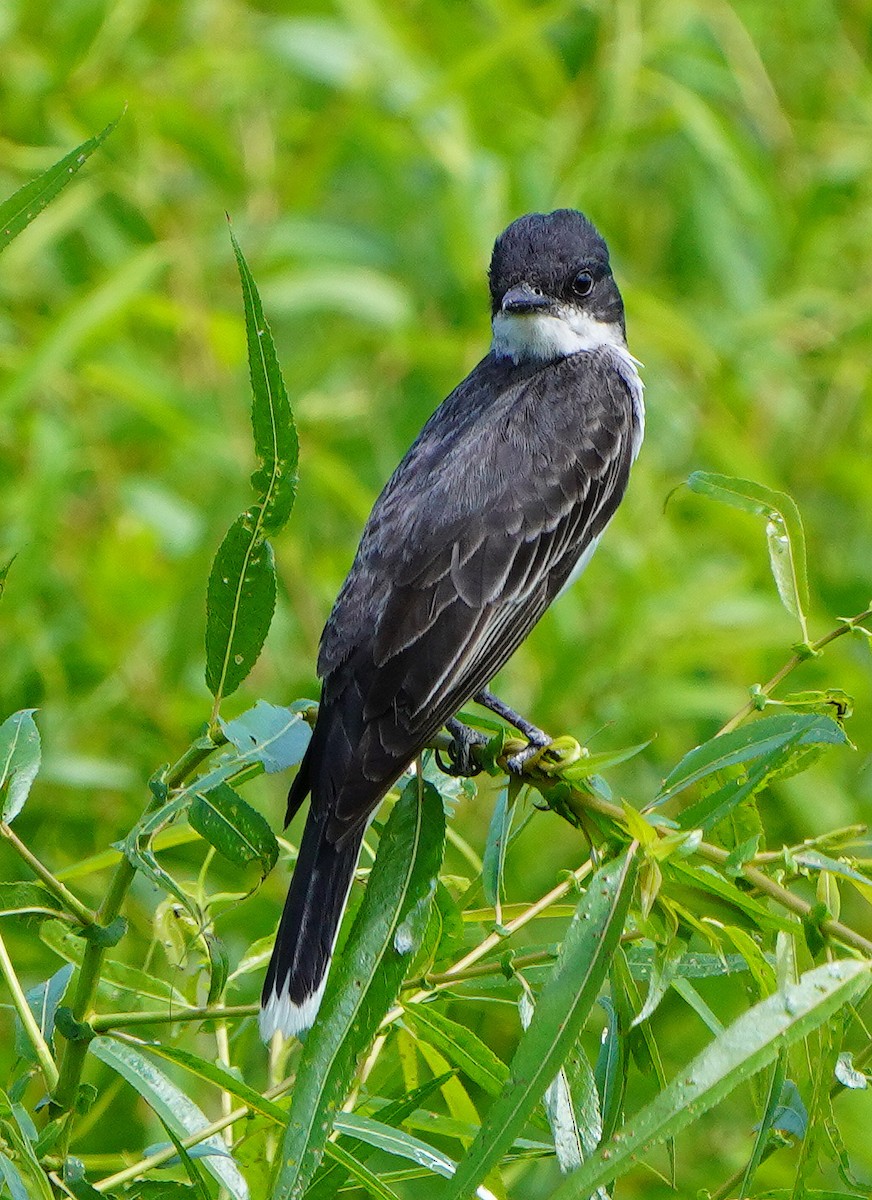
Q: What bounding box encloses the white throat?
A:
[491,306,625,364]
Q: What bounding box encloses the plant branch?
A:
[0,925,58,1091]
[718,606,872,736]
[90,1002,258,1032]
[0,821,98,927]
[52,732,225,1113]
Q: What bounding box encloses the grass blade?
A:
[444,849,638,1200]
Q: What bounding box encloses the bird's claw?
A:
[438,722,489,777]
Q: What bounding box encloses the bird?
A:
[260,208,645,1041]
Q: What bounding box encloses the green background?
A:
[1,0,871,1195]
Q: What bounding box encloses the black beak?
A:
[500,283,552,315]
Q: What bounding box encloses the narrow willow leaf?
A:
[273,780,445,1200]
[204,232,298,705]
[0,710,41,823]
[688,472,810,639]
[402,1002,509,1097]
[518,989,606,1189]
[316,1142,401,1200]
[89,1037,249,1200]
[0,116,120,252]
[220,702,311,773]
[655,713,846,806]
[740,1052,787,1198]
[333,1113,498,1200]
[0,558,14,601]
[445,850,638,1200]
[40,920,188,1007]
[204,515,277,700]
[0,882,61,921]
[230,229,298,535]
[189,782,278,876]
[14,964,73,1063]
[551,960,872,1200]
[0,1090,52,1200]
[481,783,512,908]
[0,1153,30,1200]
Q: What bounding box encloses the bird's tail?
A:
[259,811,364,1041]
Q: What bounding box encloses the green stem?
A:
[0,821,98,927]
[0,925,58,1091]
[90,1002,257,1032]
[51,732,225,1113]
[718,606,872,736]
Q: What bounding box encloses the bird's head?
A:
[488,209,626,364]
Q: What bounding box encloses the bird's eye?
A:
[571,270,594,298]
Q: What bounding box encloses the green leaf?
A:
[0,1153,31,1200]
[204,231,298,705]
[230,228,299,535]
[688,472,810,640]
[332,1113,499,1200]
[220,701,311,773]
[189,782,278,876]
[313,1141,401,1200]
[444,849,638,1200]
[88,1037,248,1200]
[273,779,445,1200]
[0,882,61,921]
[481,782,513,908]
[0,710,41,823]
[551,960,872,1200]
[114,1037,287,1125]
[204,515,277,700]
[61,1157,106,1200]
[0,1090,52,1200]
[0,117,120,253]
[402,1002,509,1098]
[0,557,14,601]
[40,920,189,1008]
[14,964,74,1064]
[655,713,847,807]
[739,1052,787,1197]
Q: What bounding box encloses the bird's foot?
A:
[505,727,552,774]
[439,718,489,777]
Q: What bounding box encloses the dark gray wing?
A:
[306,349,639,840]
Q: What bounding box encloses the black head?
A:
[488,209,624,331]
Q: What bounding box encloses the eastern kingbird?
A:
[260,209,644,1040]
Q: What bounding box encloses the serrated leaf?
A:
[688,472,810,639]
[655,713,847,807]
[40,920,189,1009]
[189,782,278,876]
[0,710,41,823]
[230,229,298,535]
[551,960,872,1199]
[402,1002,509,1098]
[88,1037,249,1200]
[274,779,445,1199]
[204,232,298,705]
[444,850,638,1200]
[0,117,120,252]
[204,516,276,700]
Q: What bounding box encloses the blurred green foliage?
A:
[1,0,871,1195]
